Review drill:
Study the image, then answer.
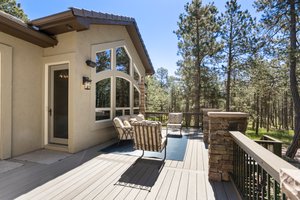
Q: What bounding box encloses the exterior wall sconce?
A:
[83,76,92,90]
[86,59,96,68]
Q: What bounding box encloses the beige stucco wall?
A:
[0,32,43,157]
[0,24,148,157]
[43,25,147,153]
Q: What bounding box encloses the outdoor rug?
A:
[100,134,188,161]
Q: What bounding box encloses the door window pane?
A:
[116,47,130,75]
[96,50,111,73]
[116,77,130,107]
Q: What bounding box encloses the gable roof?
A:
[30,8,154,75]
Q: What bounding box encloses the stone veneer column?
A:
[280,168,300,199]
[139,76,145,115]
[208,112,248,181]
[202,108,222,144]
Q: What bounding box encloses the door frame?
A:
[0,43,12,159]
[44,62,69,146]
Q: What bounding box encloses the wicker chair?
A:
[166,113,183,136]
[131,120,167,162]
[113,114,145,143]
[113,117,134,143]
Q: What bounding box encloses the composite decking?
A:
[1,130,239,200]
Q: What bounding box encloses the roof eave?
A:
[0,11,57,47]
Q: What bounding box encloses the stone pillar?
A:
[139,76,145,115]
[208,112,248,181]
[280,168,300,199]
[202,108,222,144]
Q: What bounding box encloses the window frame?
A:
[91,41,142,124]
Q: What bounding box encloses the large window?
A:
[116,47,130,75]
[96,50,111,73]
[95,78,111,121]
[93,43,141,122]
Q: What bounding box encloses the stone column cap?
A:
[208,112,249,118]
[202,108,222,115]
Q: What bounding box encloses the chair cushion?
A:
[168,113,183,124]
[123,120,131,127]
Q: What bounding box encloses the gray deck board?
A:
[3,131,240,200]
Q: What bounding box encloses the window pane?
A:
[116,77,130,107]
[96,111,110,121]
[124,110,130,115]
[96,50,111,73]
[133,109,139,114]
[134,87,140,107]
[116,110,123,116]
[134,68,140,82]
[116,47,130,74]
[96,78,111,108]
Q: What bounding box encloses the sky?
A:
[17,0,257,76]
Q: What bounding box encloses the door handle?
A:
[49,108,52,116]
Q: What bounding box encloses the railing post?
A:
[208,112,249,181]
[202,109,222,144]
[280,168,300,199]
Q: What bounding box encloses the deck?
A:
[1,130,239,199]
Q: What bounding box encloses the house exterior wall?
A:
[0,32,43,157]
[43,25,146,153]
[0,24,147,158]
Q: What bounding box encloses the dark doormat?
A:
[100,135,188,161]
[115,158,163,191]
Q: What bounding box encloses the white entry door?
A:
[49,64,69,145]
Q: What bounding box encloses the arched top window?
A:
[116,47,130,75]
[116,77,130,108]
[92,41,143,122]
[95,78,111,121]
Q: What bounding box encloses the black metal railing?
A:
[145,111,202,128]
[233,143,285,200]
[229,131,299,200]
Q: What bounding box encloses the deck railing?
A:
[144,111,202,128]
[255,135,283,157]
[230,131,298,200]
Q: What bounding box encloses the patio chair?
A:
[131,120,167,162]
[166,113,183,136]
[113,117,134,143]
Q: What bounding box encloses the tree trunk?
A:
[194,16,201,127]
[286,0,300,158]
[226,17,233,111]
[255,93,260,135]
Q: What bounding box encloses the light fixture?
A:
[86,59,96,68]
[83,76,92,90]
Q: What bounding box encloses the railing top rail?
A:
[229,131,298,182]
[255,140,283,144]
[261,134,283,143]
[145,111,202,114]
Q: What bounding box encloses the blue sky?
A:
[18,0,256,76]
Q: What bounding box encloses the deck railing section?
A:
[144,112,202,128]
[255,135,283,157]
[230,131,298,200]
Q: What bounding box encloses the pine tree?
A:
[0,0,28,21]
[255,0,300,158]
[220,0,255,111]
[175,0,221,126]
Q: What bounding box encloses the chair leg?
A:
[132,149,144,166]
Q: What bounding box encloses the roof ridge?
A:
[70,7,135,22]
